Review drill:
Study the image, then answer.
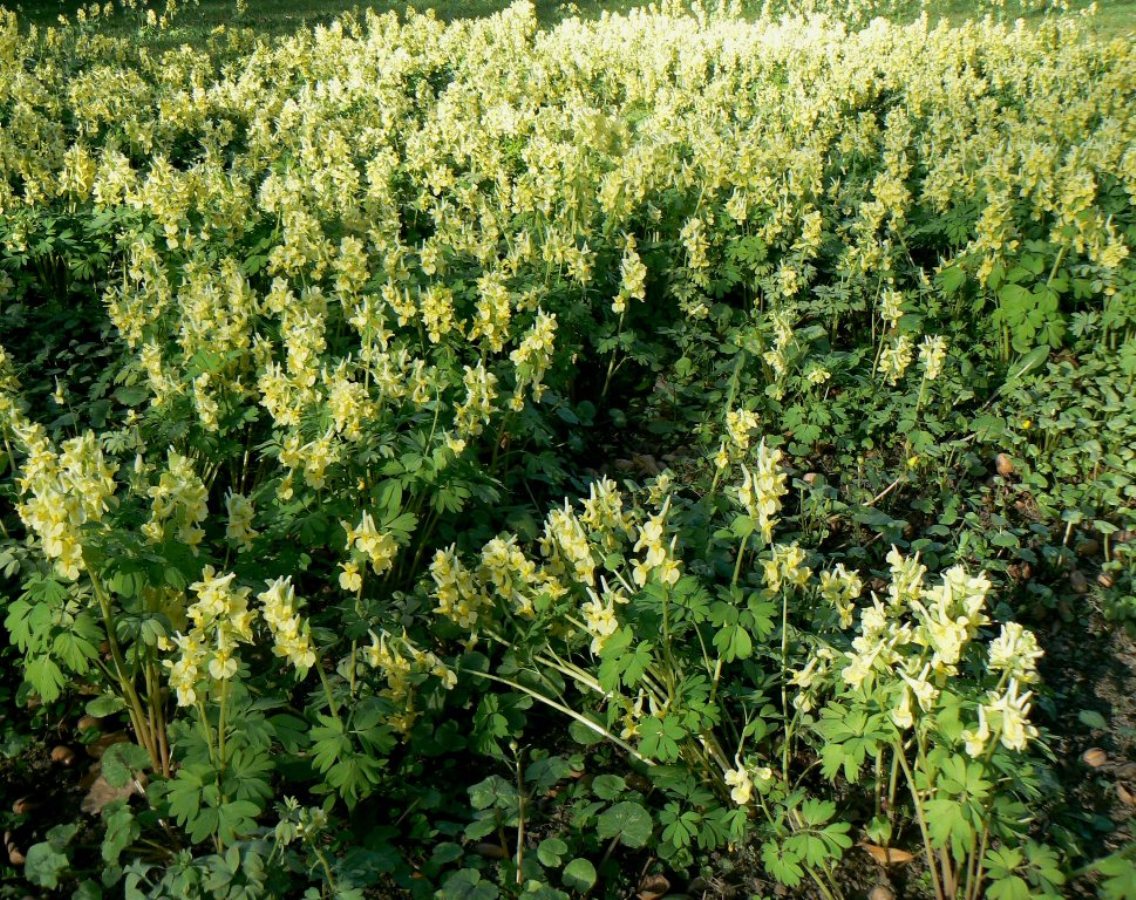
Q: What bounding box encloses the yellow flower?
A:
[723,766,753,806]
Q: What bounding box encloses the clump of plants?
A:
[0,0,1134,896]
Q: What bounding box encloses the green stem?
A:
[893,737,947,900]
[196,698,216,767]
[87,563,161,771]
[217,678,229,778]
[469,670,651,765]
[731,533,749,588]
[601,309,626,400]
[316,661,341,719]
[311,843,338,894]
[780,587,791,783]
[513,745,525,887]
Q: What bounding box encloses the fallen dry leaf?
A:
[77,714,101,733]
[860,843,916,867]
[637,873,670,899]
[1118,783,1135,807]
[1083,747,1110,768]
[4,831,24,866]
[50,745,76,766]
[473,842,508,859]
[86,731,129,759]
[81,772,141,815]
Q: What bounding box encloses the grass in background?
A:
[3,0,1133,42]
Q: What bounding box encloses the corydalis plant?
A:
[787,548,1054,900]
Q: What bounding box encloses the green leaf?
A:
[591,774,626,800]
[798,799,836,827]
[1005,346,1050,384]
[713,623,752,662]
[113,385,150,406]
[25,655,67,703]
[596,801,653,848]
[25,841,71,889]
[537,837,568,867]
[1078,709,1108,730]
[730,515,755,539]
[216,799,260,844]
[568,717,605,746]
[924,797,974,858]
[938,266,966,294]
[761,839,804,888]
[439,868,500,900]
[24,824,78,888]
[430,842,464,867]
[469,775,518,811]
[638,716,684,762]
[562,858,596,892]
[102,742,152,788]
[987,875,1032,900]
[86,694,127,718]
[102,803,140,865]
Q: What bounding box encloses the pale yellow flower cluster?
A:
[843,552,992,694]
[579,477,635,551]
[480,534,544,617]
[957,622,1044,755]
[879,334,913,385]
[762,309,796,383]
[880,288,906,329]
[762,543,812,593]
[258,577,317,674]
[613,235,647,315]
[143,451,209,549]
[582,584,622,654]
[542,500,598,585]
[819,563,864,628]
[342,512,399,576]
[430,546,486,628]
[724,766,753,805]
[450,362,499,453]
[726,408,760,453]
[508,309,557,411]
[11,426,117,581]
[716,407,761,471]
[830,549,1039,751]
[987,621,1043,683]
[164,566,256,706]
[918,334,948,381]
[427,479,683,652]
[225,491,258,552]
[0,345,18,394]
[364,629,456,734]
[632,498,682,588]
[805,365,831,385]
[723,761,773,806]
[737,438,788,542]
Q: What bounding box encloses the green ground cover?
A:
[0,0,1134,898]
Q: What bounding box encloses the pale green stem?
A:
[780,587,791,782]
[87,563,161,771]
[731,534,749,588]
[894,737,947,900]
[316,662,341,720]
[469,670,651,765]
